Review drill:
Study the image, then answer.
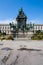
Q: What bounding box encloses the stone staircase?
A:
[14,33,33,40]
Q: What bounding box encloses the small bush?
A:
[5,35,14,40]
[31,30,43,40]
[0,35,14,40]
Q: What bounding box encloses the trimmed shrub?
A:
[31,30,43,40]
[5,35,14,40]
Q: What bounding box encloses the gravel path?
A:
[0,40,43,50]
[0,40,43,65]
[0,50,43,65]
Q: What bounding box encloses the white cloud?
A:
[29,19,41,24]
[26,19,41,24]
[0,19,42,24]
[0,19,17,24]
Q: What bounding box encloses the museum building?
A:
[0,8,43,35]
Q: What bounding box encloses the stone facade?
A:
[34,24,43,31]
[0,23,43,35]
[0,24,11,34]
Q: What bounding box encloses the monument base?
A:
[14,32,34,40]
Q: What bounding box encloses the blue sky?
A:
[0,0,43,24]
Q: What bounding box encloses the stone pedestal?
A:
[15,32,34,40]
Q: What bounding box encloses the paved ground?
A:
[0,40,43,65]
[0,40,43,50]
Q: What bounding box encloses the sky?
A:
[0,0,43,24]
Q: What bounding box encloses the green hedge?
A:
[0,35,14,40]
[31,30,43,40]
